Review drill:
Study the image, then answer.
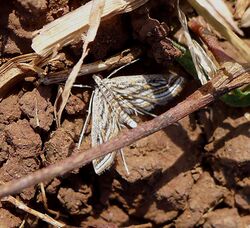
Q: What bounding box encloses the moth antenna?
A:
[107,58,140,79]
[57,83,93,88]
[136,107,157,117]
[71,84,93,89]
[120,149,130,175]
[78,90,95,148]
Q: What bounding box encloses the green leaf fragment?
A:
[221,88,250,107]
[174,41,250,107]
[173,41,198,78]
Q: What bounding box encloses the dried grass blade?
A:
[0,53,41,99]
[241,7,250,28]
[32,0,149,56]
[206,0,243,36]
[2,196,65,227]
[177,0,217,84]
[234,0,250,19]
[55,0,105,125]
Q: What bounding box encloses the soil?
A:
[0,0,250,227]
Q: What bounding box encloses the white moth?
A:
[78,73,185,175]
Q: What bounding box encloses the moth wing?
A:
[105,74,185,112]
[91,89,119,175]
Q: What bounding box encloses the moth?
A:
[78,73,185,175]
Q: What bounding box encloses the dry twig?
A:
[39,183,61,218]
[188,0,250,62]
[188,18,234,63]
[0,61,249,198]
[42,47,142,85]
[2,195,65,227]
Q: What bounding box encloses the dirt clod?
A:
[203,208,244,228]
[175,172,228,227]
[44,127,75,165]
[0,208,22,228]
[4,119,42,158]
[19,86,53,131]
[65,93,87,115]
[57,187,92,215]
[0,95,21,125]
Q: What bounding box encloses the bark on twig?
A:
[0,61,249,198]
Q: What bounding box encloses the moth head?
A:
[92,74,103,84]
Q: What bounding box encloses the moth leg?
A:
[78,91,95,148]
[116,122,131,175]
[119,148,130,175]
[132,106,157,117]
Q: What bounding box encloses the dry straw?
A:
[32,0,149,56]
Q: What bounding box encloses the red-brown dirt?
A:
[0,0,249,227]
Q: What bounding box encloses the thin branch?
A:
[188,18,234,63]
[42,48,142,85]
[0,61,249,198]
[2,196,65,227]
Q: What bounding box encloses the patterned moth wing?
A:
[104,74,185,114]
[93,75,137,128]
[91,74,185,174]
[91,76,138,175]
[91,89,120,174]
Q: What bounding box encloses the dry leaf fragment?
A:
[207,0,243,35]
[0,53,41,99]
[32,0,149,56]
